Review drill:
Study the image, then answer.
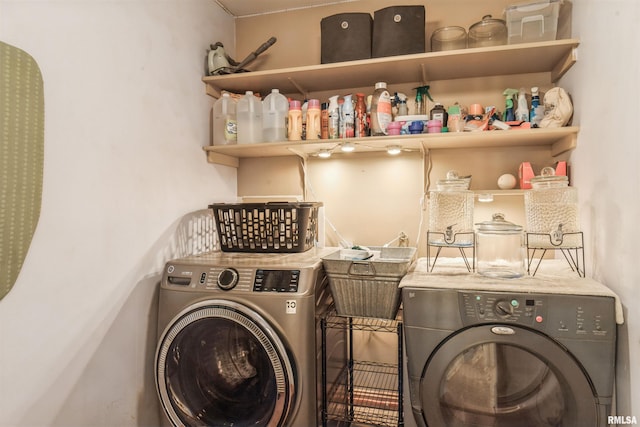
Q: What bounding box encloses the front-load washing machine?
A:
[155,247,346,427]
[400,260,623,427]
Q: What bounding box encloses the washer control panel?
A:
[459,291,616,340]
[164,264,305,293]
[253,269,301,292]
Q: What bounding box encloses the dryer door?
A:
[155,300,294,427]
[420,325,598,427]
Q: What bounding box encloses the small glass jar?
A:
[428,171,474,246]
[525,167,580,248]
[476,213,525,278]
[431,26,467,52]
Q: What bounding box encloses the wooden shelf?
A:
[474,189,526,197]
[202,39,579,98]
[202,39,580,167]
[204,126,578,167]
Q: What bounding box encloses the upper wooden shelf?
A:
[202,39,579,98]
[204,126,579,168]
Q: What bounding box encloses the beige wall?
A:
[235,0,570,69]
[234,1,569,256]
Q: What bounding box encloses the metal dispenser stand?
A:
[426,230,475,272]
[526,231,585,277]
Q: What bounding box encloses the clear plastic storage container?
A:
[506,0,561,44]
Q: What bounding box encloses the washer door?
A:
[155,300,294,427]
[420,325,598,427]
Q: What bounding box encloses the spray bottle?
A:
[413,85,434,115]
[397,93,409,117]
[515,87,529,122]
[502,88,519,122]
[530,87,544,127]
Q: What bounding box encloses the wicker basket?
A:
[322,247,416,319]
[209,202,322,253]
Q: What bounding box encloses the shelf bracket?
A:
[551,47,578,82]
[551,131,578,156]
[286,146,310,160]
[205,150,239,168]
[205,82,221,99]
[287,77,308,99]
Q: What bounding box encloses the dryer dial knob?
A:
[495,300,514,317]
[217,268,239,290]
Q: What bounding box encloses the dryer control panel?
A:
[460,292,546,327]
[459,291,616,340]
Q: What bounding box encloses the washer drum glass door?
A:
[155,300,294,426]
[420,325,598,427]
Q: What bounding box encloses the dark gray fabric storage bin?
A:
[321,12,372,64]
[372,5,425,58]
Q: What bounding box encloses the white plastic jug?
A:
[237,91,263,144]
[262,89,288,142]
[212,92,237,145]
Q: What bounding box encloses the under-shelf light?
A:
[318,149,332,159]
[477,193,494,203]
[341,142,355,152]
[386,145,402,155]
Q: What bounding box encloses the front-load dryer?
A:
[400,262,623,427]
[155,247,345,427]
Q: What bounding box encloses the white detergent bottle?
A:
[237,91,262,144]
[262,88,288,142]
[212,92,237,145]
[327,95,340,139]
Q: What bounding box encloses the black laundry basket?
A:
[209,202,322,253]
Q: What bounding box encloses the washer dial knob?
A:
[217,268,239,290]
[495,300,514,318]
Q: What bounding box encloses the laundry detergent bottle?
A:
[237,91,262,144]
[287,100,302,141]
[306,99,321,140]
[262,88,288,142]
[371,82,392,136]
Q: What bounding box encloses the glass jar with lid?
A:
[428,170,474,246]
[468,15,507,48]
[524,167,581,248]
[476,213,525,278]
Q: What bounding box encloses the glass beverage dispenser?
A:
[524,167,581,249]
[428,170,474,247]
